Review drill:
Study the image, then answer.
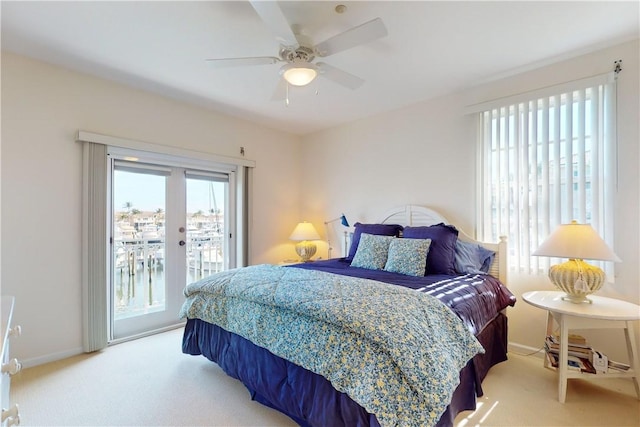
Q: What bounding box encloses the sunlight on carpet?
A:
[454,351,640,426]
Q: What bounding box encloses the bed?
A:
[180,205,515,427]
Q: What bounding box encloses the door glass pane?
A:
[186,178,226,283]
[113,169,167,320]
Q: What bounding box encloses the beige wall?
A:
[1,52,301,364]
[2,39,638,366]
[301,40,640,362]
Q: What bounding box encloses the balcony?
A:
[113,234,224,320]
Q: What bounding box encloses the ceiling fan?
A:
[206,1,388,95]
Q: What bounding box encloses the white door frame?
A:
[107,147,237,342]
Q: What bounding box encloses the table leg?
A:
[623,321,640,399]
[543,311,554,369]
[558,314,568,403]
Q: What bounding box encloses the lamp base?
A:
[549,259,605,304]
[295,241,317,262]
[561,294,594,304]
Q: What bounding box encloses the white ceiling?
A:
[2,1,638,135]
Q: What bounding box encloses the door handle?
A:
[179,240,186,246]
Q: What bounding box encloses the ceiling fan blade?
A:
[205,56,280,68]
[249,1,299,46]
[314,18,387,57]
[317,62,364,90]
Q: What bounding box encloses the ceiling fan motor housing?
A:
[279,46,315,64]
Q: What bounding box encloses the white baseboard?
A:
[508,341,545,359]
[21,346,84,369]
[19,324,186,369]
[108,322,185,346]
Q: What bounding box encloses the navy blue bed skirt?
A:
[182,312,508,427]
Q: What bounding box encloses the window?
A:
[475,73,617,277]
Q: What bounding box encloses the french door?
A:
[108,150,234,340]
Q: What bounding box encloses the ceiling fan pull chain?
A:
[285,82,290,107]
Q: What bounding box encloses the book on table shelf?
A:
[547,334,592,349]
[552,332,588,346]
[608,360,631,372]
[545,350,597,374]
[545,335,593,359]
[544,335,631,374]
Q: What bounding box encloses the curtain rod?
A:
[76,130,256,168]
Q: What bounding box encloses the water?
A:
[113,240,223,320]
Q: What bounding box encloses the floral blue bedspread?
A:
[179,264,484,427]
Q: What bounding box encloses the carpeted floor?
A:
[10,327,640,426]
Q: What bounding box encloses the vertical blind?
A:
[82,142,109,352]
[475,72,617,278]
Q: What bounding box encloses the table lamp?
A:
[289,222,321,262]
[324,214,350,259]
[532,220,621,304]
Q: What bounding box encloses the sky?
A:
[113,171,225,214]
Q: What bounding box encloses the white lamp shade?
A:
[281,63,318,86]
[532,220,620,262]
[289,222,321,241]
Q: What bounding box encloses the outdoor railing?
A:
[113,234,225,320]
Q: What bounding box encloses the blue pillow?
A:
[402,224,459,275]
[454,240,495,274]
[347,223,403,261]
[350,233,394,270]
[384,238,432,277]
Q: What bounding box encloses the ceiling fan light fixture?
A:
[281,62,318,86]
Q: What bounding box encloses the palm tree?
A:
[154,208,164,225]
[121,202,134,224]
[128,208,141,230]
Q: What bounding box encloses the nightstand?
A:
[522,290,640,403]
[278,260,303,266]
[279,258,324,266]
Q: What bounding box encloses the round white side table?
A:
[522,290,640,403]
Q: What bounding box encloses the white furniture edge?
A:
[378,205,508,284]
[523,291,640,321]
[522,290,640,403]
[1,296,21,426]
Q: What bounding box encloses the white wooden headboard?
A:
[378,205,508,284]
